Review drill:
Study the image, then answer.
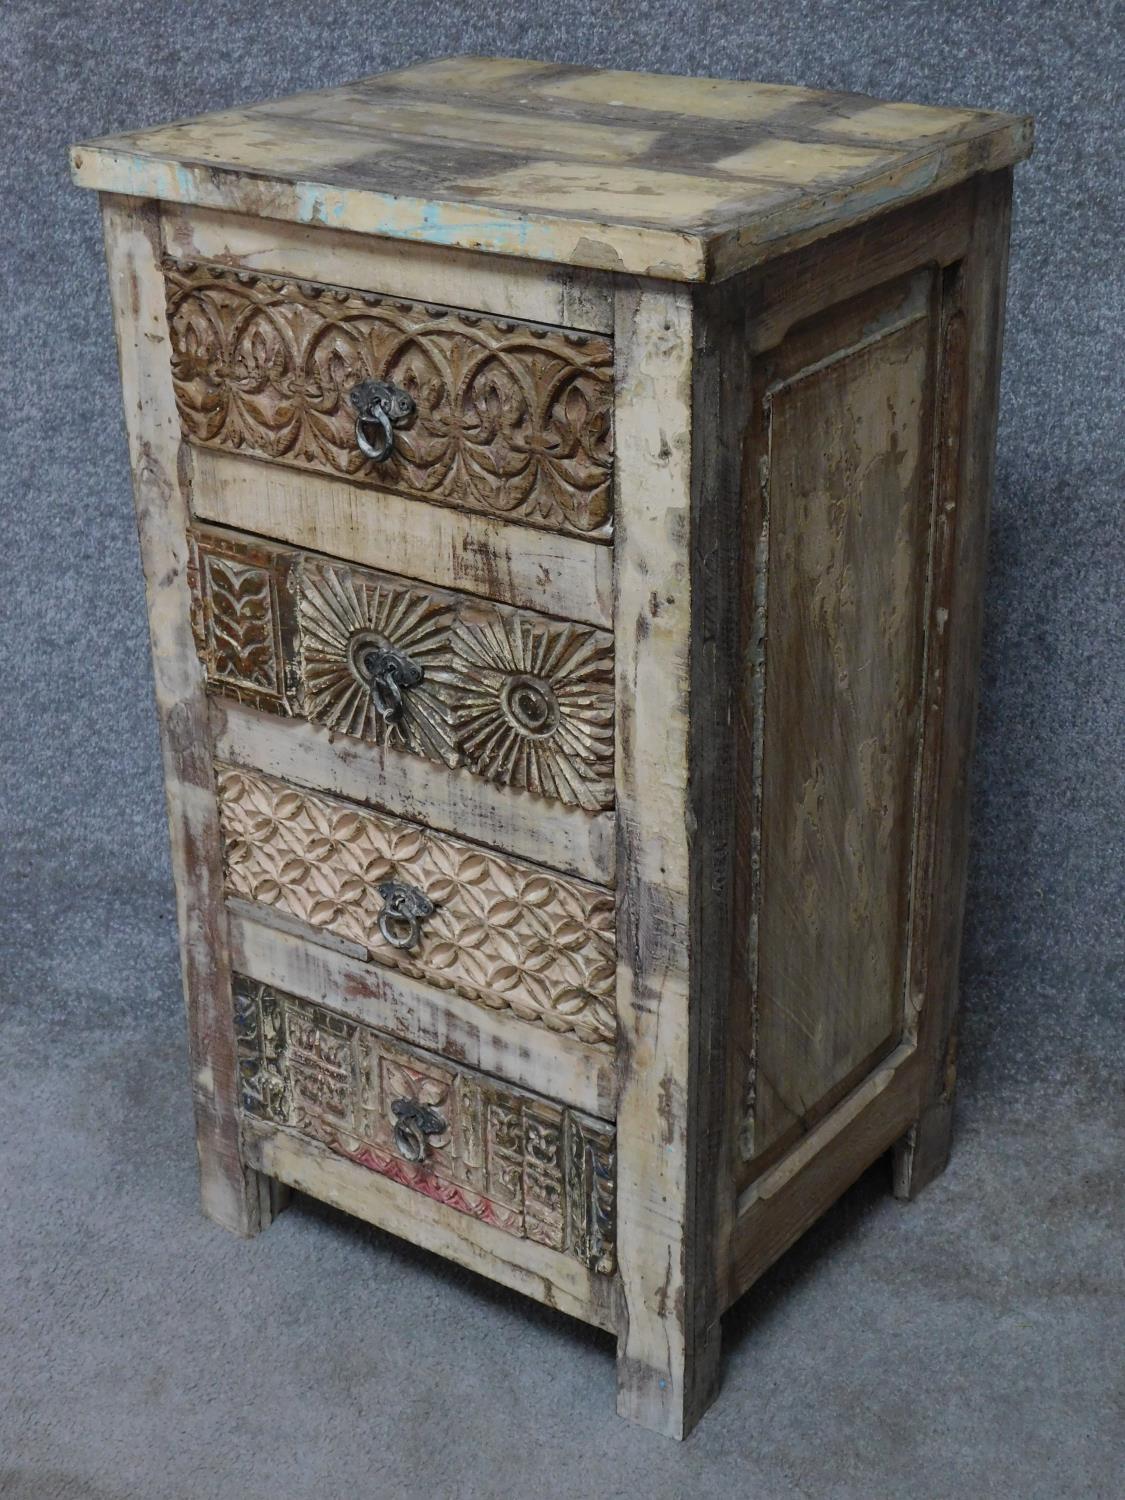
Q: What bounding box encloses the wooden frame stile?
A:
[611,273,748,1437]
[893,168,1015,1197]
[99,193,284,1235]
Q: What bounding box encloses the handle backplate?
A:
[348,379,415,462]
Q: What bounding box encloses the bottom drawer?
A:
[233,973,616,1275]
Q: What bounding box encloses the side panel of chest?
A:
[748,270,937,1169]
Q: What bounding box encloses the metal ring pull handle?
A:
[353,642,424,724]
[348,379,415,462]
[376,880,435,952]
[390,1098,446,1163]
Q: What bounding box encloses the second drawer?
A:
[190,526,615,813]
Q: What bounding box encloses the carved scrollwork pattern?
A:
[218,766,617,1045]
[232,975,616,1271]
[165,259,614,538]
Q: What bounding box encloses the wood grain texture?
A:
[189,448,614,630]
[99,194,279,1235]
[730,1044,922,1298]
[747,275,936,1169]
[190,526,616,812]
[229,908,618,1118]
[162,203,615,332]
[211,699,616,886]
[72,59,1032,282]
[611,279,738,1437]
[242,1115,617,1330]
[893,170,1015,1199]
[165,257,614,538]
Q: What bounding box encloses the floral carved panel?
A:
[218,765,617,1045]
[165,259,614,538]
[234,975,616,1271]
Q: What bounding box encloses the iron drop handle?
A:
[376,880,434,952]
[352,641,424,724]
[391,1098,446,1163]
[348,379,415,462]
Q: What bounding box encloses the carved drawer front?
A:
[165,257,614,540]
[189,529,615,813]
[217,764,617,1047]
[234,974,616,1272]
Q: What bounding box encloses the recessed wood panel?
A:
[746,286,936,1167]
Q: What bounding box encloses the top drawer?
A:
[163,258,615,541]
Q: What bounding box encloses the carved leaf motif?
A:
[165,259,614,537]
[218,766,616,1046]
[202,555,279,692]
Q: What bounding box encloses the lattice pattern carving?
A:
[233,976,616,1271]
[218,766,617,1045]
[165,259,614,538]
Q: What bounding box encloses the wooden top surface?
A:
[72,56,1032,282]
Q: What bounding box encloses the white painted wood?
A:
[162,203,615,331]
[229,907,618,1120]
[189,448,614,631]
[100,193,278,1236]
[611,280,721,1437]
[210,699,616,887]
[242,1117,617,1331]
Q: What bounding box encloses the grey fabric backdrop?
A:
[2,3,1121,1497]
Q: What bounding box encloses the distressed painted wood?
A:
[211,700,616,886]
[165,257,614,537]
[162,203,615,332]
[99,195,283,1237]
[72,59,1031,282]
[744,270,936,1172]
[189,449,614,629]
[242,1114,618,1330]
[189,525,616,811]
[79,62,1026,1441]
[229,908,618,1118]
[892,170,1015,1199]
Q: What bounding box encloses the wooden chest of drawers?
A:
[72,56,1031,1437]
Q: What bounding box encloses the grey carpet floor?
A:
[2,0,1123,1495]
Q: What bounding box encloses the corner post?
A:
[100,193,283,1234]
[612,276,740,1437]
[894,169,1016,1198]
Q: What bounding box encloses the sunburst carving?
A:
[298,561,458,768]
[451,610,615,811]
